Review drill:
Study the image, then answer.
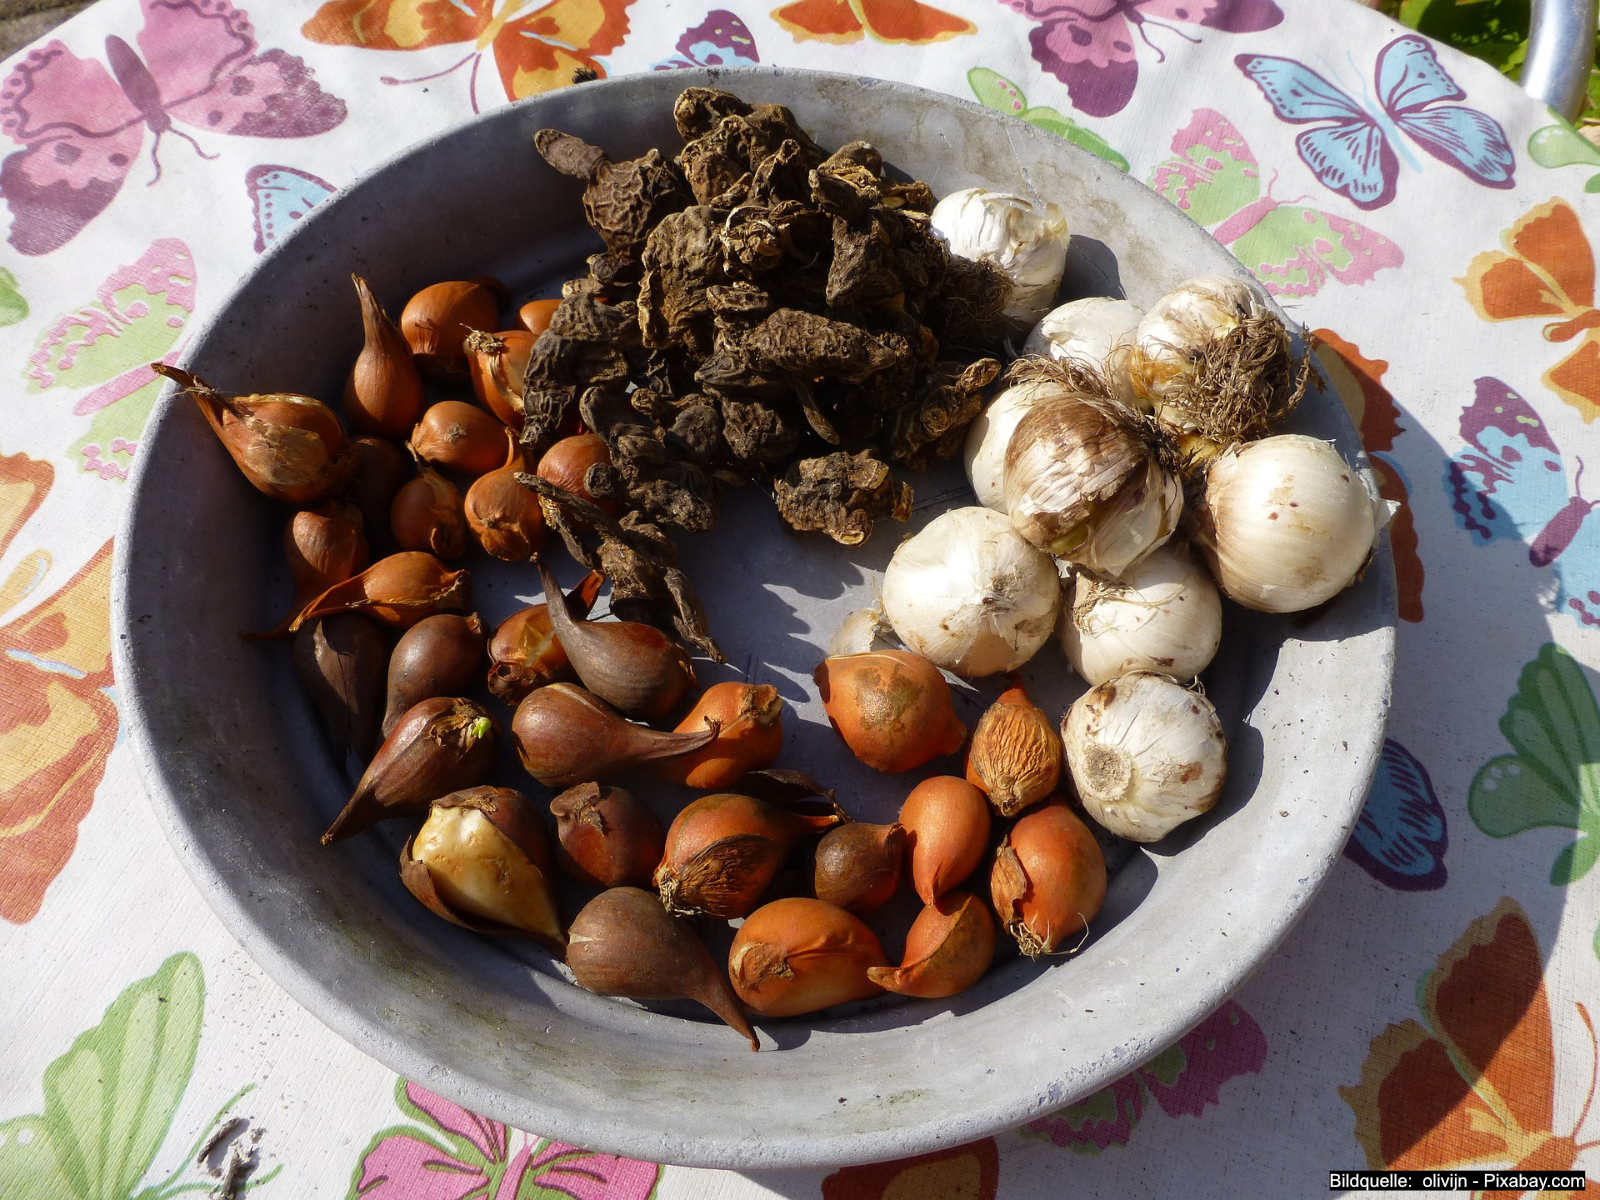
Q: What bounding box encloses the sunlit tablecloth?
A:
[3,0,1599,1196]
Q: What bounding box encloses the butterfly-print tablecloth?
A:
[2,1,1599,1197]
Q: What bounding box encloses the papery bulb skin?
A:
[380,612,487,738]
[867,890,995,998]
[288,552,470,632]
[900,775,991,904]
[1022,297,1144,405]
[402,788,562,949]
[411,401,511,476]
[1062,671,1227,842]
[991,801,1107,957]
[284,500,368,608]
[652,682,784,789]
[813,822,905,915]
[965,678,1062,817]
[881,506,1059,676]
[345,275,426,437]
[464,329,536,429]
[549,783,666,889]
[728,897,889,1018]
[1194,434,1391,613]
[963,378,1060,511]
[567,887,759,1050]
[511,683,717,788]
[814,650,967,774]
[389,459,467,558]
[401,280,501,382]
[291,614,388,762]
[1060,544,1222,684]
[464,431,547,561]
[930,187,1070,325]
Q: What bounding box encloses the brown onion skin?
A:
[518,298,561,336]
[464,432,548,560]
[400,280,500,381]
[345,437,411,555]
[814,650,967,774]
[966,677,1062,818]
[464,329,536,429]
[813,822,905,915]
[991,801,1107,957]
[289,552,470,632]
[344,275,426,437]
[381,612,487,738]
[511,683,717,789]
[390,460,467,558]
[292,614,389,762]
[285,500,368,608]
[900,775,992,905]
[867,890,995,999]
[652,682,783,790]
[654,793,845,919]
[537,433,616,515]
[549,782,665,889]
[322,696,499,843]
[411,401,510,476]
[566,887,758,1051]
[728,898,888,1018]
[485,572,604,704]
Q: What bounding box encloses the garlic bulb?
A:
[1062,671,1226,842]
[962,377,1057,511]
[1126,275,1302,459]
[1060,544,1222,685]
[1196,434,1394,613]
[881,507,1060,676]
[1022,297,1144,403]
[929,187,1069,325]
[1002,364,1182,576]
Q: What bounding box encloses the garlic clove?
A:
[1060,543,1222,685]
[867,889,995,998]
[962,377,1059,511]
[1062,671,1227,842]
[1194,434,1389,613]
[1021,297,1145,408]
[400,786,563,950]
[728,897,888,1018]
[881,506,1060,676]
[900,775,991,904]
[991,801,1107,957]
[965,676,1062,817]
[567,887,759,1050]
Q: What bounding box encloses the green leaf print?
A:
[0,269,27,328]
[1470,644,1600,888]
[1529,118,1600,193]
[968,68,1130,172]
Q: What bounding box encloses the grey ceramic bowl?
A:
[112,68,1396,1170]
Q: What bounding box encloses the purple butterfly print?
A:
[245,163,335,253]
[1002,0,1282,119]
[652,10,760,71]
[1446,377,1600,626]
[0,0,346,256]
[1343,739,1447,891]
[1236,35,1514,211]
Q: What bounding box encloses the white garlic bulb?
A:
[962,377,1057,511]
[1062,671,1227,842]
[1022,297,1144,404]
[929,187,1070,325]
[1003,383,1182,577]
[1061,544,1222,685]
[413,805,562,942]
[881,506,1060,676]
[1196,434,1395,613]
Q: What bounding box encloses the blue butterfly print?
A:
[246,164,336,254]
[1235,34,1515,210]
[652,10,759,72]
[1446,376,1600,626]
[1344,738,1447,890]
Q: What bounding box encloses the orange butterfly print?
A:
[772,0,976,45]
[821,1137,998,1199]
[1341,897,1599,1199]
[302,0,632,111]
[1459,198,1600,425]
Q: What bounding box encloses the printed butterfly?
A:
[968,67,1129,171]
[246,163,335,253]
[1445,377,1600,627]
[1530,119,1600,194]
[1344,738,1447,891]
[1342,898,1598,1195]
[652,10,760,71]
[1236,35,1515,210]
[771,0,974,45]
[23,238,194,483]
[1149,107,1402,297]
[1002,0,1282,119]
[1459,198,1600,426]
[1471,643,1600,889]
[302,0,633,114]
[0,0,346,256]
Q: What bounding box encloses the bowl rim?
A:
[110,64,1397,1170]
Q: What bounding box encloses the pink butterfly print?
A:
[0,0,346,256]
[1003,0,1283,118]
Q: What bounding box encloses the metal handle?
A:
[1522,0,1598,121]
